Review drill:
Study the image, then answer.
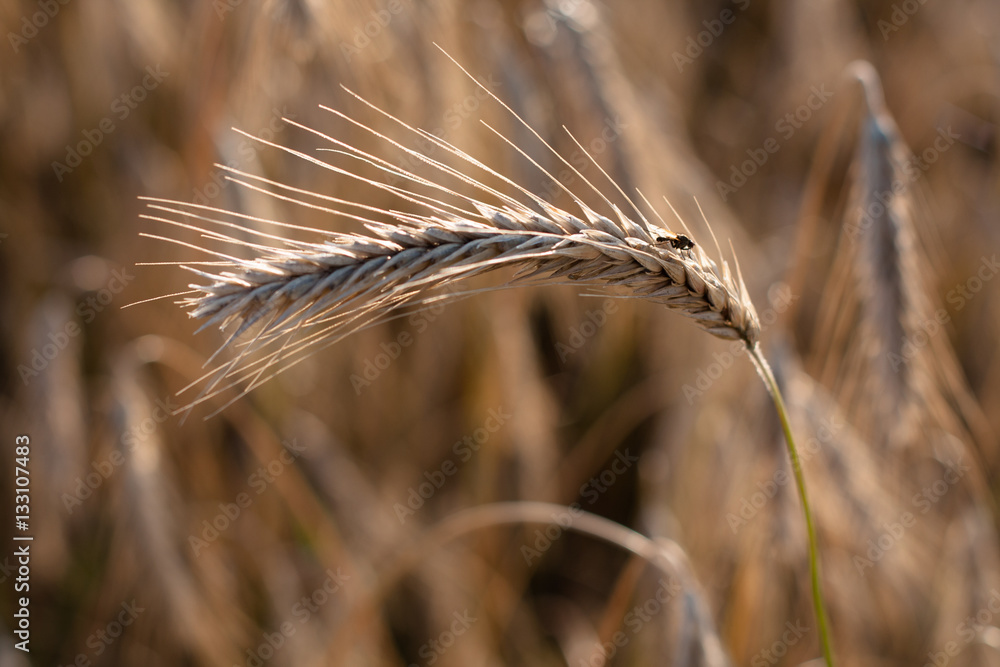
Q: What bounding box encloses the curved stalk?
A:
[748,343,835,667]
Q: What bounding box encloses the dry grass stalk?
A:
[141,82,760,414]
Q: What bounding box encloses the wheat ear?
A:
[140,90,759,414]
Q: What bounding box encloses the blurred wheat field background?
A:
[2,1,1000,666]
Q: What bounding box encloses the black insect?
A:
[655,234,695,250]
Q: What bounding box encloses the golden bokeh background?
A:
[2,1,999,665]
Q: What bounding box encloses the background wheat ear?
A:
[141,84,760,416]
[776,60,1000,664]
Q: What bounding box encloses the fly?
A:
[655,234,695,250]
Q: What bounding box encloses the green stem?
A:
[748,343,835,667]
